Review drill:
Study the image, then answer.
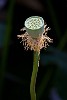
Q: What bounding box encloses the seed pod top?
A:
[24,16,44,38]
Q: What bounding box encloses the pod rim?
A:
[24,16,44,30]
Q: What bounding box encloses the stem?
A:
[30,51,40,100]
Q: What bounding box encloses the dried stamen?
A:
[17,25,53,54]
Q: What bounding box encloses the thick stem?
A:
[30,51,40,100]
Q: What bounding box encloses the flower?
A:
[17,16,53,54]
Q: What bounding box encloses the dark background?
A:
[0,0,67,100]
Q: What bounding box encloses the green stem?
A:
[30,51,40,100]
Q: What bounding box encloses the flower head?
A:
[17,16,53,54]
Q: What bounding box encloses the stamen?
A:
[17,25,53,53]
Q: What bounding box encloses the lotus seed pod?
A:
[17,16,53,53]
[24,16,44,38]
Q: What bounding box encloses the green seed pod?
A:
[24,16,44,38]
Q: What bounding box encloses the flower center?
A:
[25,16,44,30]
